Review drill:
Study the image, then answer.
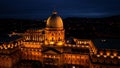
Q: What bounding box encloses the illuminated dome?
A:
[46,11,63,28]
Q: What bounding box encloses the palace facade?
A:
[0,11,120,68]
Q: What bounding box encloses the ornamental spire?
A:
[52,7,57,15]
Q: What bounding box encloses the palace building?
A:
[0,11,120,68]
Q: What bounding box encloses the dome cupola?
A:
[46,11,63,28]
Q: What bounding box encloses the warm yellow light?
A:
[73,45,76,47]
[44,55,47,58]
[100,51,103,55]
[50,41,54,45]
[67,40,69,43]
[106,52,110,56]
[69,44,71,47]
[111,56,114,58]
[72,66,75,68]
[15,44,17,47]
[45,41,48,45]
[53,56,55,58]
[84,41,87,44]
[64,44,67,46]
[86,46,89,48]
[4,47,7,49]
[81,45,84,48]
[0,46,3,49]
[97,54,100,57]
[104,55,107,58]
[8,44,11,48]
[57,41,63,46]
[81,56,85,59]
[77,45,80,47]
[113,53,117,56]
[79,41,82,44]
[49,55,51,58]
[118,56,120,59]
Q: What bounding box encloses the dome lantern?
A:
[52,11,57,15]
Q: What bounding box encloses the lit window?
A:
[103,55,107,58]
[81,45,84,48]
[67,40,69,43]
[100,51,103,55]
[53,56,55,58]
[0,47,3,49]
[106,51,110,56]
[118,56,120,59]
[113,53,117,56]
[59,33,60,35]
[85,45,89,48]
[72,66,75,68]
[97,54,100,57]
[111,56,114,58]
[52,33,54,36]
[57,41,63,46]
[58,37,61,41]
[52,38,54,41]
[84,41,87,44]
[80,41,82,44]
[50,41,54,45]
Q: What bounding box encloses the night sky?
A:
[0,0,120,19]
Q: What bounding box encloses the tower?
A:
[44,11,65,46]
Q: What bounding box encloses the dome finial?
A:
[52,8,57,15]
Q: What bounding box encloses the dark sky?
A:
[0,0,120,19]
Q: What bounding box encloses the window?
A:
[59,33,60,35]
[52,33,54,36]
[58,37,61,41]
[72,66,75,68]
[52,38,54,41]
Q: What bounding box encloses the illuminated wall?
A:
[24,29,44,42]
[63,54,89,66]
[21,48,42,61]
[45,28,65,46]
[0,38,22,68]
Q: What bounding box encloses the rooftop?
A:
[0,35,22,44]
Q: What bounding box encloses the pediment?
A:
[42,48,61,54]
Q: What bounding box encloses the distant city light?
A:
[101,39,106,42]
[72,66,75,68]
